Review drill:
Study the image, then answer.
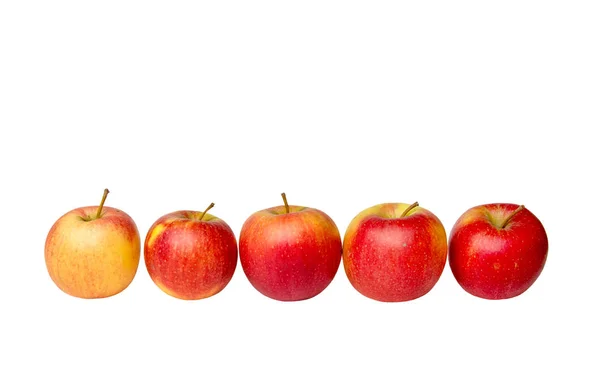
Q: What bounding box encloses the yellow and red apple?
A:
[144,203,238,300]
[449,203,548,300]
[44,189,141,298]
[343,202,447,302]
[239,193,342,301]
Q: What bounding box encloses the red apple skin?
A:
[144,210,238,300]
[449,203,548,300]
[239,205,342,301]
[343,203,448,302]
[45,206,141,299]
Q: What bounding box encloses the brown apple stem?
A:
[199,202,215,221]
[500,205,524,228]
[400,201,419,218]
[281,193,290,214]
[95,189,110,219]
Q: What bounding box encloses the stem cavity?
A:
[501,205,524,229]
[200,202,215,221]
[400,201,419,218]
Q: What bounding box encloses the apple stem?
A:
[200,202,215,221]
[95,189,110,219]
[281,193,290,214]
[500,205,524,229]
[400,201,419,218]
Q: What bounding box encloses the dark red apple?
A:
[449,203,548,299]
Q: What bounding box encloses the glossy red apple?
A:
[144,203,238,300]
[449,203,548,299]
[239,193,342,301]
[343,202,448,302]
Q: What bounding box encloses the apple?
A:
[239,193,342,301]
[144,203,238,300]
[449,203,548,300]
[45,189,141,298]
[343,202,447,302]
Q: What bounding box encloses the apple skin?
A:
[45,206,141,299]
[144,210,238,300]
[449,203,548,300]
[343,203,448,302]
[239,205,342,301]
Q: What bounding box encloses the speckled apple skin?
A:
[144,211,238,300]
[449,203,548,300]
[45,206,140,299]
[239,205,342,302]
[343,203,447,302]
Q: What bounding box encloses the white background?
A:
[1,1,599,389]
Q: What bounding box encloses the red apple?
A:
[449,203,548,300]
[45,189,141,298]
[239,193,342,301]
[144,203,238,300]
[343,202,448,302]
